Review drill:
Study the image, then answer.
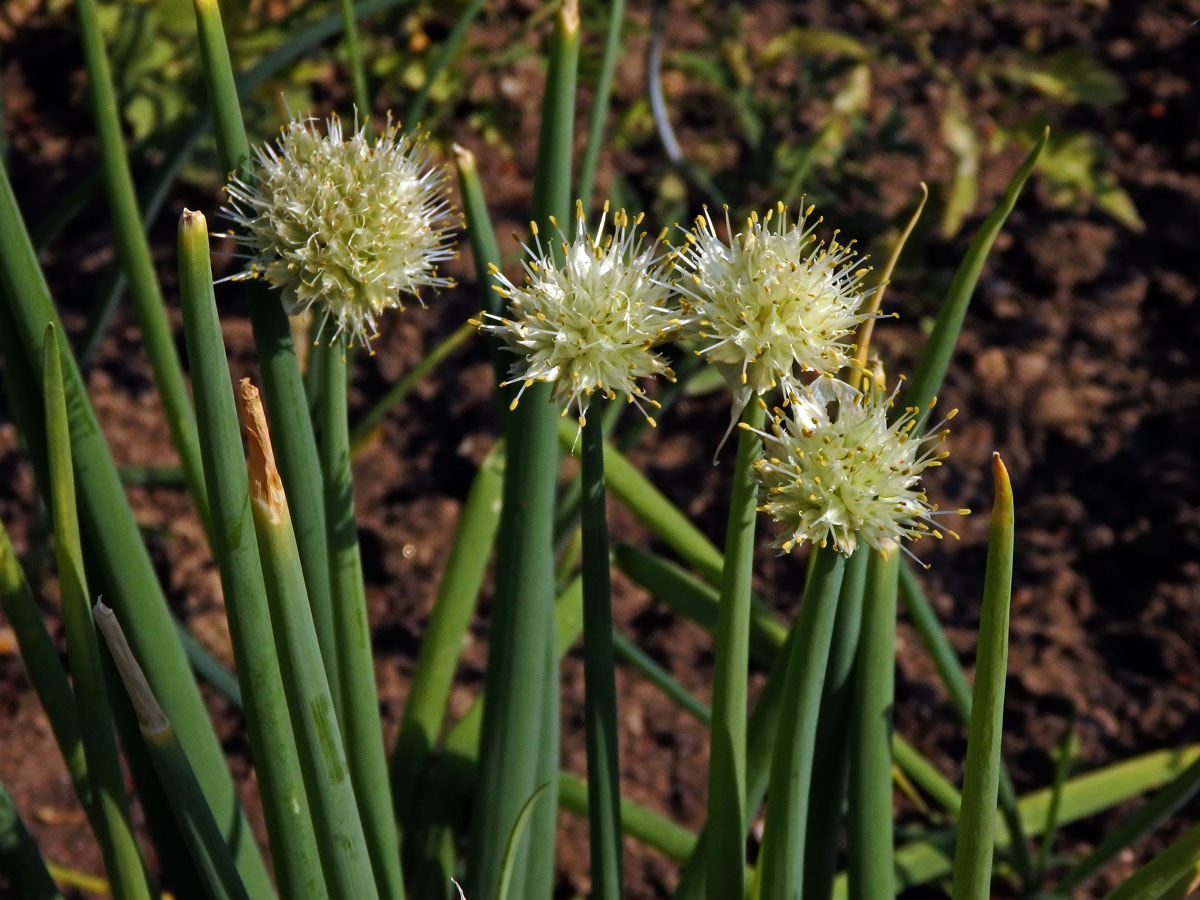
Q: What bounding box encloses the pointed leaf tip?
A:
[991,451,1013,526]
[453,143,476,170]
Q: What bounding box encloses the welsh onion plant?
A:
[2,3,1200,900]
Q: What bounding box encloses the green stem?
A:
[73,0,211,540]
[0,777,63,900]
[43,328,154,900]
[318,338,404,900]
[193,0,341,717]
[1034,706,1077,881]
[179,210,325,900]
[404,0,486,127]
[0,521,92,819]
[1058,754,1200,894]
[239,381,380,900]
[901,129,1047,423]
[390,441,504,833]
[802,548,868,900]
[0,157,273,899]
[758,549,847,900]
[560,420,723,583]
[579,412,624,900]
[705,401,764,900]
[846,547,900,900]
[576,0,625,209]
[898,560,1030,874]
[95,602,251,900]
[949,453,1015,900]
[558,773,695,864]
[471,3,578,897]
[1103,823,1200,900]
[612,629,711,725]
[337,0,371,116]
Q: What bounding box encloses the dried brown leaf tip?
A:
[237,378,286,523]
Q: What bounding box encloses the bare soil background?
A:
[2,1,1199,897]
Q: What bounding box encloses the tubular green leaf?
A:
[561,421,724,583]
[0,157,272,900]
[759,549,847,900]
[901,129,1047,420]
[950,453,1016,900]
[898,559,1029,873]
[579,413,624,900]
[496,785,552,900]
[0,777,63,900]
[43,327,154,900]
[73,0,211,541]
[470,4,578,897]
[453,144,506,385]
[350,322,475,454]
[830,744,1200,898]
[391,441,504,835]
[1102,823,1200,900]
[94,602,251,900]
[847,548,900,900]
[1057,753,1200,894]
[192,0,340,719]
[558,774,698,864]
[317,338,403,900]
[192,0,250,173]
[804,548,868,900]
[706,403,764,900]
[336,0,371,116]
[576,0,626,209]
[612,629,711,725]
[0,521,91,818]
[404,0,486,127]
[893,735,962,817]
[239,381,381,900]
[612,544,785,667]
[178,209,325,900]
[409,577,583,899]
[1035,706,1077,881]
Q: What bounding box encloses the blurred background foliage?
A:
[2,0,1142,275]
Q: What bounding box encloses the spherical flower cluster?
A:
[746,376,968,560]
[673,202,877,420]
[473,203,680,426]
[225,113,457,347]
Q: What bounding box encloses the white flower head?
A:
[474,201,681,426]
[224,112,457,348]
[674,202,878,420]
[746,376,969,561]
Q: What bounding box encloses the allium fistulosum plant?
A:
[4,3,1200,900]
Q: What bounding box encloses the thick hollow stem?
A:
[758,549,847,900]
[705,400,765,900]
[318,337,405,900]
[580,412,624,900]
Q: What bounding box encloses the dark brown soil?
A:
[2,1,1199,898]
